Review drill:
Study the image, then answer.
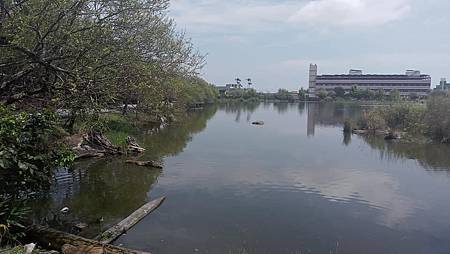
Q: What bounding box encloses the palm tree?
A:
[236,78,242,88]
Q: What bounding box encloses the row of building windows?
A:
[321,88,430,93]
[317,75,431,81]
[316,83,430,87]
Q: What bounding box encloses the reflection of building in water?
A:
[306,103,362,137]
[307,103,317,136]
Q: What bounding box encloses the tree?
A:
[0,0,206,129]
[389,90,401,102]
[298,88,308,100]
[375,89,385,100]
[334,87,346,98]
[275,89,290,100]
[316,89,328,100]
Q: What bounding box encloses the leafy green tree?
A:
[316,89,328,100]
[0,0,205,129]
[275,89,290,100]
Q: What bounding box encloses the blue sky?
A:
[170,0,450,92]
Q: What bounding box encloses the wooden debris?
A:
[126,136,146,154]
[26,225,150,254]
[73,131,122,160]
[126,160,163,169]
[83,131,122,155]
[385,132,401,140]
[96,197,166,244]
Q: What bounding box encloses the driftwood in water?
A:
[126,160,163,169]
[126,136,145,154]
[73,131,122,159]
[84,131,122,155]
[96,197,166,244]
[26,225,150,254]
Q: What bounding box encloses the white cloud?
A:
[291,0,412,27]
[171,0,412,31]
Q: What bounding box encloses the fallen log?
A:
[126,136,146,154]
[96,197,166,244]
[126,160,163,169]
[26,225,150,254]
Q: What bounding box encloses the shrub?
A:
[0,199,29,246]
[425,93,450,140]
[0,106,74,196]
[362,109,387,131]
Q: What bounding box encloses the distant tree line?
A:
[315,86,404,101]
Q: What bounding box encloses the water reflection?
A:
[218,101,260,123]
[31,102,450,254]
[360,134,450,172]
[306,102,362,137]
[32,106,218,237]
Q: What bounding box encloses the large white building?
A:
[309,64,431,98]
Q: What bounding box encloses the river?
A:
[34,102,450,254]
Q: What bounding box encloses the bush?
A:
[425,93,450,140]
[0,106,74,196]
[0,199,29,246]
[363,109,387,131]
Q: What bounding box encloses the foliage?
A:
[316,89,328,100]
[0,199,29,246]
[359,103,426,133]
[362,109,387,131]
[0,106,74,196]
[425,93,450,140]
[382,103,426,133]
[334,87,346,98]
[298,88,308,100]
[389,90,401,102]
[275,89,291,101]
[0,0,207,129]
[224,88,258,100]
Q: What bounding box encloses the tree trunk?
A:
[96,197,165,244]
[26,225,151,254]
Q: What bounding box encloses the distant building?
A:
[308,64,432,98]
[434,78,450,91]
[216,84,241,96]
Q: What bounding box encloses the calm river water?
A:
[35,102,450,254]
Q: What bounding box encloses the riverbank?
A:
[344,93,450,143]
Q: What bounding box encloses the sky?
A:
[169,0,450,92]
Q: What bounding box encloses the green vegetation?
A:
[0,106,74,245]
[315,86,405,102]
[0,106,74,195]
[357,92,450,142]
[0,0,214,129]
[0,0,216,245]
[222,88,258,101]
